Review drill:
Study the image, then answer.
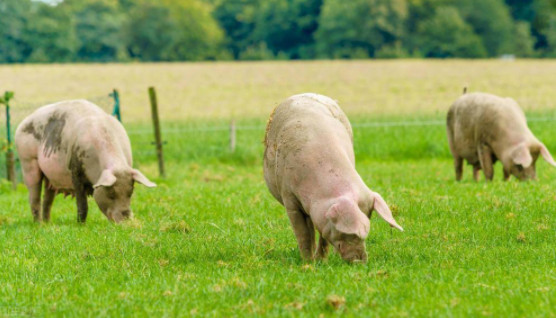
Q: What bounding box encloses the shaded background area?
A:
[2,0,556,63]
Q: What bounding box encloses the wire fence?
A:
[3,92,556,183]
[125,116,556,136]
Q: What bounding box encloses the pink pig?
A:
[263,93,403,263]
[15,100,155,223]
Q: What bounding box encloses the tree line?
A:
[1,0,556,63]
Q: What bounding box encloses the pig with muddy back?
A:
[263,93,403,263]
[447,91,556,181]
[15,100,156,223]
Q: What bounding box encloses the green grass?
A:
[1,116,555,317]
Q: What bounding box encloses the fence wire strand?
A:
[125,116,556,135]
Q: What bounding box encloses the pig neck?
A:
[490,124,536,156]
[83,125,130,176]
[301,159,369,233]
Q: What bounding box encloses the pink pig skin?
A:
[15,100,155,223]
[447,92,556,181]
[263,93,403,263]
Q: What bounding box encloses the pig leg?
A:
[21,159,43,222]
[503,169,510,181]
[72,174,88,223]
[478,144,494,181]
[42,178,56,222]
[315,235,329,260]
[454,156,463,181]
[306,217,316,253]
[286,208,315,260]
[447,127,462,181]
[473,165,481,181]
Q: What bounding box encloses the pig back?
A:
[263,93,354,202]
[18,100,132,168]
[451,93,530,145]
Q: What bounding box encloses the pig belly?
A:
[38,150,73,190]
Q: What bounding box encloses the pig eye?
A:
[106,188,116,200]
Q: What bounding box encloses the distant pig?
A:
[15,100,156,223]
[447,92,556,181]
[263,93,403,263]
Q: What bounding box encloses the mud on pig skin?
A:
[263,93,403,263]
[15,100,156,223]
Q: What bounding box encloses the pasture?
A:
[0,60,555,317]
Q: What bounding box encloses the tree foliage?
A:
[0,0,556,62]
[315,0,408,58]
[417,6,487,58]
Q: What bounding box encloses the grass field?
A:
[0,61,555,317]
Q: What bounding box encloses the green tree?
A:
[65,0,128,61]
[514,21,536,57]
[251,0,322,59]
[545,16,556,56]
[212,0,260,59]
[505,0,556,53]
[455,0,515,56]
[0,0,31,63]
[315,0,408,58]
[417,6,487,58]
[25,3,77,62]
[126,0,227,61]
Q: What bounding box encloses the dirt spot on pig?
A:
[69,148,93,196]
[22,122,42,140]
[43,112,67,157]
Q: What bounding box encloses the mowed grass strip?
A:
[0,117,555,316]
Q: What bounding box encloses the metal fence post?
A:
[148,87,165,178]
[1,91,16,189]
[109,89,122,122]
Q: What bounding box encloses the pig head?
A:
[317,193,403,263]
[500,141,556,181]
[92,169,155,222]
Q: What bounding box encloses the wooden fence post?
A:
[148,87,165,177]
[229,120,236,152]
[1,91,16,189]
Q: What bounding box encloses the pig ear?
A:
[370,191,403,231]
[132,169,156,187]
[326,203,370,239]
[93,169,117,188]
[538,143,556,167]
[511,144,533,168]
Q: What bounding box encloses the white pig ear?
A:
[511,144,533,168]
[371,191,403,231]
[132,169,156,187]
[538,144,556,167]
[93,169,117,188]
[326,202,370,239]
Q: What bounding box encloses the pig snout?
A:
[341,250,368,263]
[512,164,537,181]
[337,242,368,263]
[108,209,133,223]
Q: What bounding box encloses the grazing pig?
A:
[15,100,156,223]
[447,92,556,181]
[263,93,403,263]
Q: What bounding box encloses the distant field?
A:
[1,61,555,316]
[2,60,556,122]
